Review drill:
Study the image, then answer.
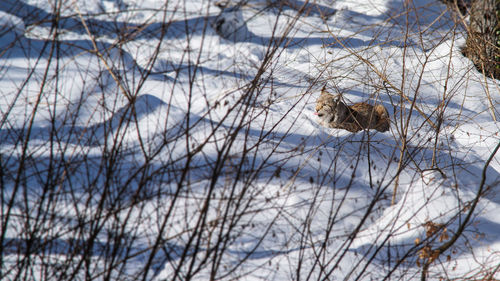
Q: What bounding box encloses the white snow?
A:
[0,0,499,280]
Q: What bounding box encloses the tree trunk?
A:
[464,0,500,79]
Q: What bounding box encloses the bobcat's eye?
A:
[317,113,324,117]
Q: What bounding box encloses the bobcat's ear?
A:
[334,94,341,103]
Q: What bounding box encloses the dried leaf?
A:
[439,228,449,242]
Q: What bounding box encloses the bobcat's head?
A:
[315,91,347,126]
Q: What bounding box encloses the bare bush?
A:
[0,0,499,280]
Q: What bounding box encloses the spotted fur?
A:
[315,90,390,132]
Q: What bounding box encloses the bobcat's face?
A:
[315,94,338,125]
[316,107,336,126]
[315,93,349,126]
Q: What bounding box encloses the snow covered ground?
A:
[0,0,499,280]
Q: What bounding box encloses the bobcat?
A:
[315,90,390,132]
